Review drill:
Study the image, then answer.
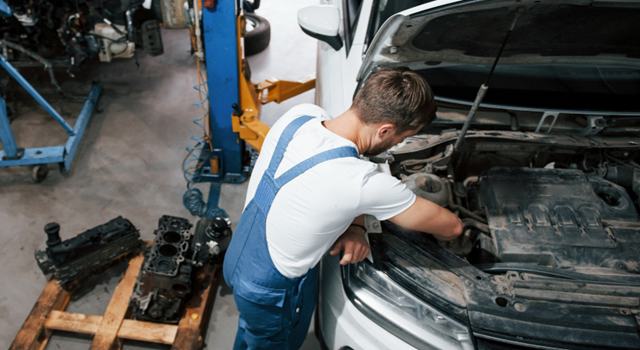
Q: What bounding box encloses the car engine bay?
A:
[393,132,640,279]
[352,130,640,347]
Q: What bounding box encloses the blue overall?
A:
[223,115,358,349]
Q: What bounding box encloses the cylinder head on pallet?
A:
[34,216,143,287]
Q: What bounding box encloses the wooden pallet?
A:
[10,253,221,350]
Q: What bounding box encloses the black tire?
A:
[244,14,270,56]
[242,0,260,12]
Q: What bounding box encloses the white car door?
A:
[314,0,374,117]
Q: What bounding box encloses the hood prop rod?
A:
[451,7,523,155]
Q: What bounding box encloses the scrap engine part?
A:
[34,216,143,287]
[130,215,232,323]
[130,215,194,323]
[191,216,232,267]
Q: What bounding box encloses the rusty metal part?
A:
[131,216,194,324]
[34,217,143,287]
[130,215,231,324]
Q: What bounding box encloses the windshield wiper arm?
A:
[478,262,640,286]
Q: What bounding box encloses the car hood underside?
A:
[360,0,640,76]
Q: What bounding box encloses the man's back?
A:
[245,104,415,278]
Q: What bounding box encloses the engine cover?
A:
[478,167,640,273]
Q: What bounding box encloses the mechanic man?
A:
[223,68,464,349]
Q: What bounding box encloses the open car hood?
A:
[359,0,640,80]
[358,0,640,117]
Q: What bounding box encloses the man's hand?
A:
[329,226,370,265]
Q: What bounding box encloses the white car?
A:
[299,1,640,349]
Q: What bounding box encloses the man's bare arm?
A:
[389,197,463,241]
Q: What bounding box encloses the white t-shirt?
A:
[244,104,416,278]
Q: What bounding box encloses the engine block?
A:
[130,216,193,323]
[130,215,231,323]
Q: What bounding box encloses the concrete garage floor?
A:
[0,1,320,349]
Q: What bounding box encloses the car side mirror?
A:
[298,5,343,51]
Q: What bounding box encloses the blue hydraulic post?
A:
[206,182,227,218]
[202,0,245,181]
[0,96,21,159]
[187,0,247,217]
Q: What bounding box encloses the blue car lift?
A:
[184,0,247,219]
[0,4,102,182]
[185,0,314,218]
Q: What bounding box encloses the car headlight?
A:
[343,261,473,350]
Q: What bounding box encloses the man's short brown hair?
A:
[352,68,436,132]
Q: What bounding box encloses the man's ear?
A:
[377,123,397,138]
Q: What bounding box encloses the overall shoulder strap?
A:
[274,146,358,188]
[265,115,314,178]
